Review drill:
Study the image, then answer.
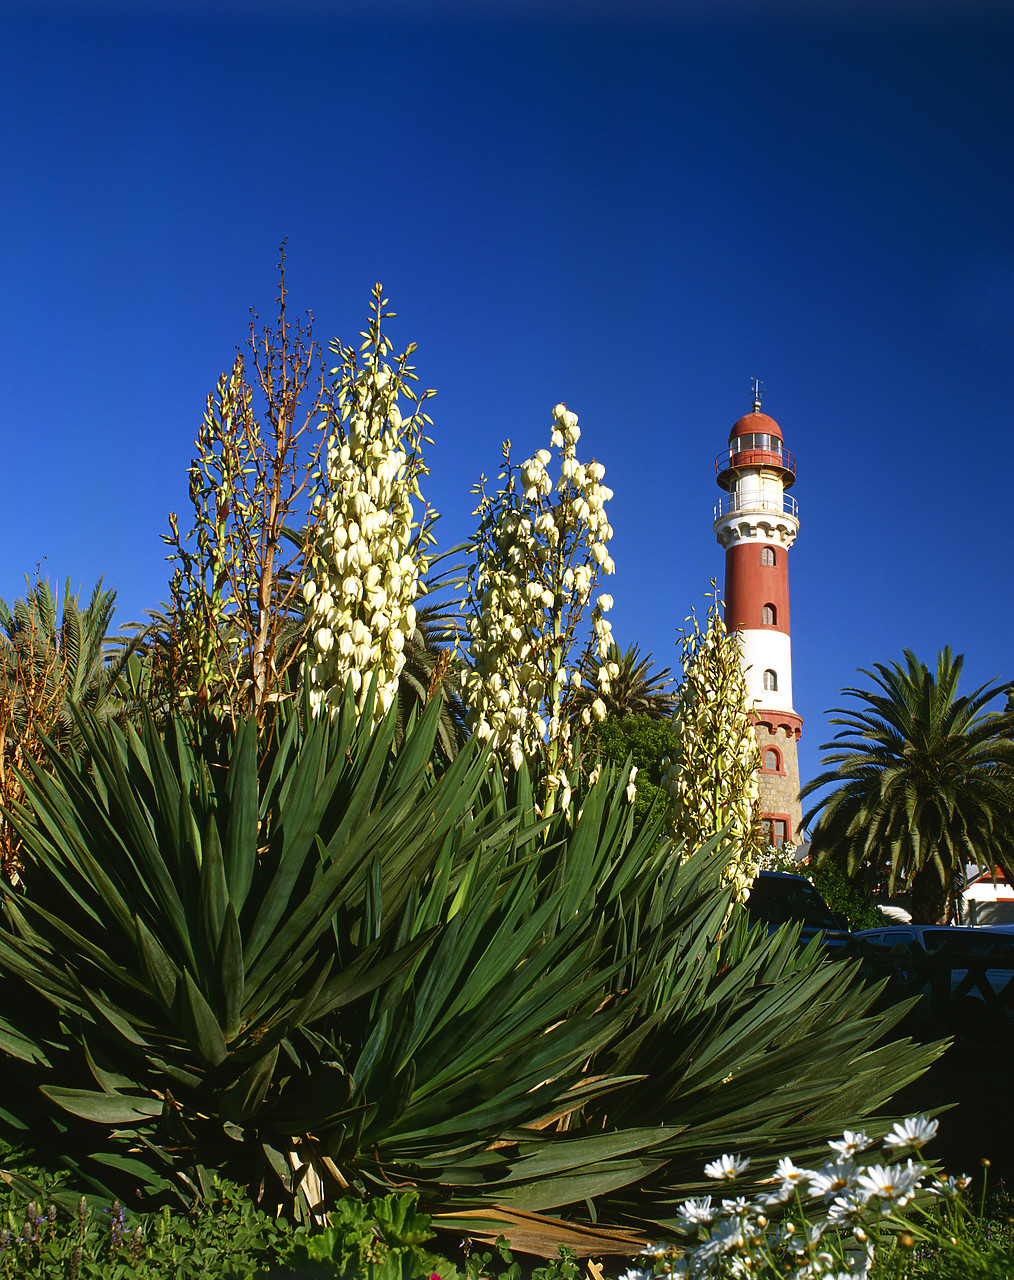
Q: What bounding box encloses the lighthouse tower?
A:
[713,383,803,844]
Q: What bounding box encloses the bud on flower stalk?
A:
[662,586,762,900]
[304,286,437,727]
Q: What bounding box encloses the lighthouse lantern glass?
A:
[732,433,782,455]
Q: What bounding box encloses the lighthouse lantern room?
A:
[714,382,803,844]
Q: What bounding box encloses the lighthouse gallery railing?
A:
[714,493,799,520]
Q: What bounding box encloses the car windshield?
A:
[747,878,838,930]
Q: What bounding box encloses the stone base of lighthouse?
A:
[753,712,803,845]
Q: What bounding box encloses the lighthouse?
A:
[713,383,803,844]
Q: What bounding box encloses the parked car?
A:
[853,924,1014,1009]
[747,871,850,948]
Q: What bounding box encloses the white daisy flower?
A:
[927,1173,971,1197]
[807,1158,857,1200]
[758,1182,795,1207]
[704,1153,750,1180]
[883,1115,938,1150]
[856,1160,922,1208]
[826,1190,867,1225]
[827,1129,873,1158]
[675,1197,715,1228]
[775,1156,809,1190]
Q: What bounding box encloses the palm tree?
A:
[394,592,468,760]
[1,578,143,882]
[800,648,1014,924]
[0,578,142,747]
[573,642,677,722]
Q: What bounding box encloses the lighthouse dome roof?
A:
[729,411,782,442]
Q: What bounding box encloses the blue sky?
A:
[3,0,1013,789]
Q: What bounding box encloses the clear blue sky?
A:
[3,0,1013,789]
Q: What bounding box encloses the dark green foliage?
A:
[460,1237,579,1280]
[870,1181,1014,1279]
[808,862,884,931]
[585,711,678,824]
[0,680,941,1238]
[801,648,1014,925]
[590,909,939,1224]
[0,684,519,1214]
[0,683,679,1222]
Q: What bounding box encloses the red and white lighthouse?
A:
[714,384,803,844]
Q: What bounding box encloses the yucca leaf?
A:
[216,902,244,1039]
[492,1158,668,1211]
[243,721,344,967]
[41,1087,162,1124]
[219,1044,279,1124]
[179,970,227,1067]
[10,895,146,1000]
[142,1054,203,1091]
[89,1151,175,1189]
[260,1140,293,1194]
[83,1038,140,1094]
[135,915,179,1012]
[299,930,437,1025]
[199,807,228,960]
[223,715,259,911]
[0,1020,51,1066]
[81,987,151,1047]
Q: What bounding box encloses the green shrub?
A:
[276,1191,457,1280]
[0,1176,286,1279]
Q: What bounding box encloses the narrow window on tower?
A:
[763,668,778,691]
[762,603,777,625]
[761,546,775,566]
[762,747,782,772]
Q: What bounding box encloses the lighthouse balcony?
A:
[714,493,799,521]
[715,448,796,491]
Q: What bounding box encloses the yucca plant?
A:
[0,681,676,1223]
[0,682,939,1246]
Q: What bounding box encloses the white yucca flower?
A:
[461,402,615,807]
[304,288,436,727]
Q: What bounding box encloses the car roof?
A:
[854,924,1014,940]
